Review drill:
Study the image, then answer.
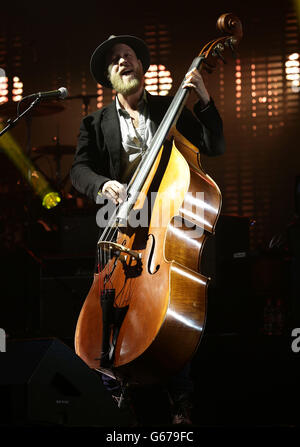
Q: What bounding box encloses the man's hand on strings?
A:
[101,180,127,205]
[183,68,210,108]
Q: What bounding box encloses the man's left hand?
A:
[182,68,210,107]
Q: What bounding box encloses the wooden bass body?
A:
[75,129,221,384]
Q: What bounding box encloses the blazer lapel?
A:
[101,100,122,179]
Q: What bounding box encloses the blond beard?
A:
[108,64,143,96]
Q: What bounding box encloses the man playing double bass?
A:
[70,34,225,425]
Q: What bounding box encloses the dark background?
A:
[1,0,299,248]
[0,0,300,431]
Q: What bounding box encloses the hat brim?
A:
[90,35,150,88]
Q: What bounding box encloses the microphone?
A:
[26,87,69,100]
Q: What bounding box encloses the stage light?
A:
[97,83,103,109]
[12,76,23,101]
[286,53,300,92]
[0,76,8,103]
[0,123,61,209]
[145,64,173,96]
[259,97,267,103]
[0,75,23,103]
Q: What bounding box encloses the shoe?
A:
[170,393,193,425]
[172,411,192,425]
[111,392,122,407]
[112,385,139,427]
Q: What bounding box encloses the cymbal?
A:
[0,101,65,117]
[32,145,75,155]
[65,93,98,100]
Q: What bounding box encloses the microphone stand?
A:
[65,93,97,116]
[0,96,41,138]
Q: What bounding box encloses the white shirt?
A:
[115,92,156,184]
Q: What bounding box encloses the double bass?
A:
[74,13,243,385]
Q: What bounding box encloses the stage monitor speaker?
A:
[39,256,95,340]
[0,338,132,427]
[0,249,40,337]
[60,214,99,256]
[201,214,253,334]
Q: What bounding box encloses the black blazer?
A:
[70,92,225,202]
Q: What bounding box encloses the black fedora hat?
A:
[90,35,150,88]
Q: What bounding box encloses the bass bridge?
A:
[98,241,142,263]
